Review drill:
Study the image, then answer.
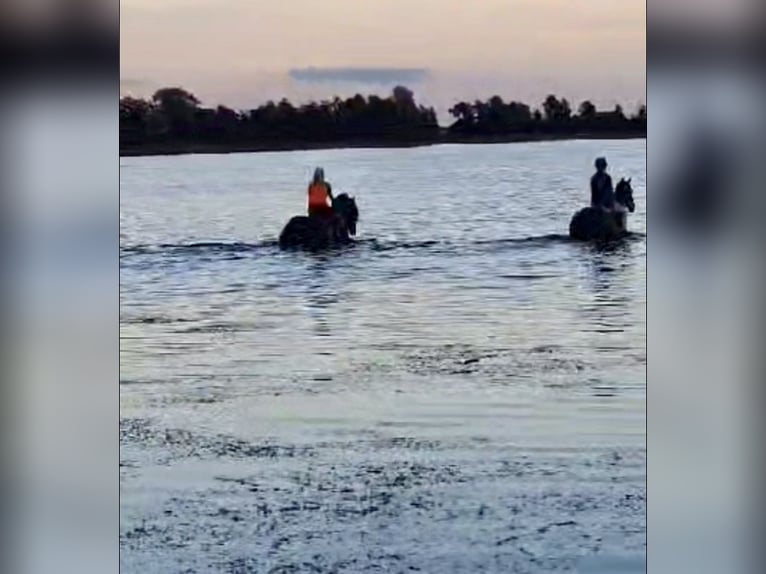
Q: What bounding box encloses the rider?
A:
[307,167,334,218]
[590,157,614,210]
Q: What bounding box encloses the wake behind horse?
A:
[279,193,359,250]
[569,178,635,242]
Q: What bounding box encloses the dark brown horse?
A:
[569,178,635,241]
[279,193,359,250]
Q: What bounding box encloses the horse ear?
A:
[628,177,632,184]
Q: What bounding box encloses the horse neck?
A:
[611,201,628,230]
[334,199,354,221]
[613,199,628,214]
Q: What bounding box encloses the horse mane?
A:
[333,193,357,212]
[331,193,359,234]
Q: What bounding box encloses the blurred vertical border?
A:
[0,2,118,573]
[648,1,765,573]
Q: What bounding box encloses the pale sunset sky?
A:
[121,0,646,117]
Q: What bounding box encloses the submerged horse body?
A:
[569,178,635,242]
[279,193,359,250]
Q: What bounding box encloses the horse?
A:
[569,178,636,242]
[278,193,359,250]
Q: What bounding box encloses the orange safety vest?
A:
[308,182,330,210]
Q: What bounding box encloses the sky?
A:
[120,0,646,116]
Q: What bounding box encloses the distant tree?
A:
[120,97,152,144]
[561,98,572,120]
[213,105,240,139]
[446,96,535,134]
[390,86,420,124]
[216,105,238,120]
[422,107,438,127]
[277,98,296,120]
[392,85,415,106]
[542,95,558,121]
[628,104,647,132]
[486,96,505,130]
[145,107,170,139]
[542,95,571,122]
[578,100,597,120]
[449,101,472,122]
[506,101,532,129]
[151,87,200,138]
[119,96,151,120]
[151,88,200,117]
[472,99,489,125]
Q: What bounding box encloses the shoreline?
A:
[119,131,646,158]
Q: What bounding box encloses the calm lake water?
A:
[120,140,646,573]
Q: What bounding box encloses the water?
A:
[120,140,646,573]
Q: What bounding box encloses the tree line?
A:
[120,86,645,153]
[449,95,645,135]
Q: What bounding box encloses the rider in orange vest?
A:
[307,167,334,217]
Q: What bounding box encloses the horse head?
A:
[615,178,635,213]
[332,193,359,236]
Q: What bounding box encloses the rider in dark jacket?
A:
[590,157,614,209]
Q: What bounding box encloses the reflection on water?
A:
[305,289,338,338]
[577,240,641,337]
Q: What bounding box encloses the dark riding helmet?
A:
[595,157,608,170]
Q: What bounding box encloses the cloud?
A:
[289,67,429,85]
